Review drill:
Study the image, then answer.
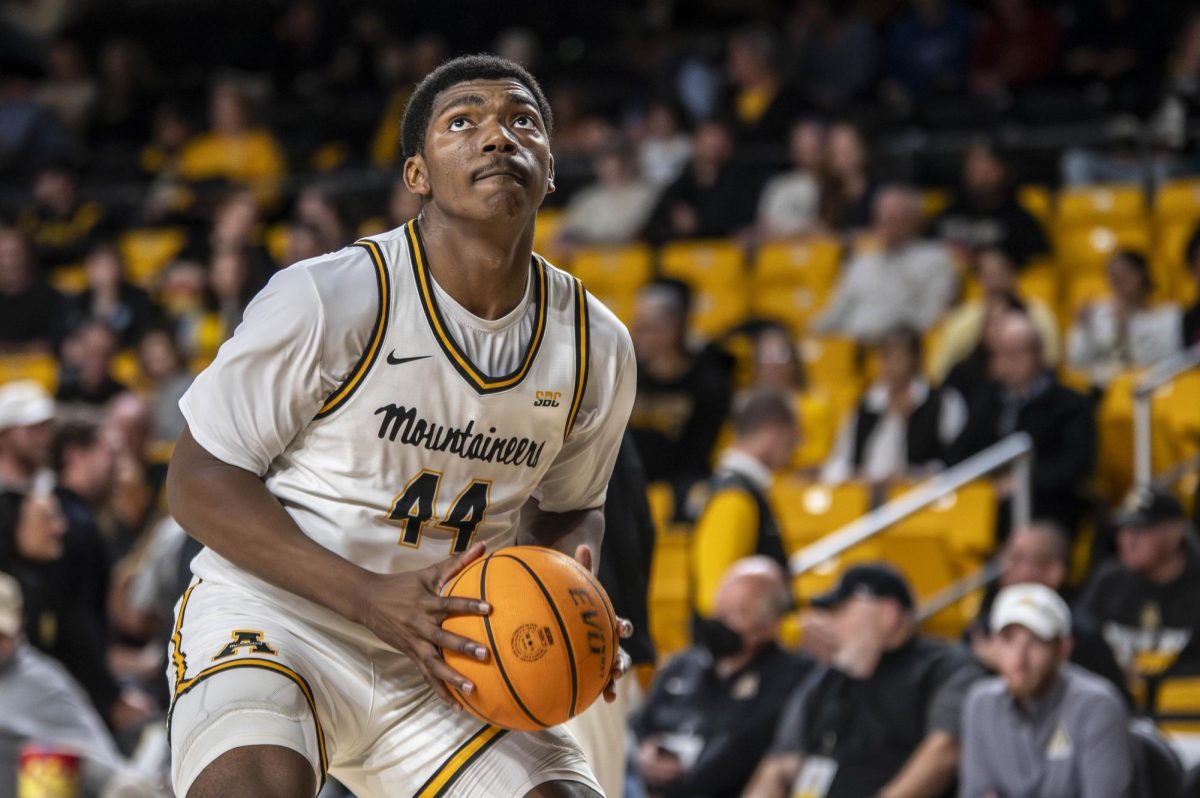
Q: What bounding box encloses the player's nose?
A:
[480,117,518,154]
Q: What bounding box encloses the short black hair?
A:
[732,388,797,439]
[51,421,100,475]
[400,54,553,160]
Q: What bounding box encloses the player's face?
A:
[408,79,554,224]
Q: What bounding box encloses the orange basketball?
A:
[440,545,618,731]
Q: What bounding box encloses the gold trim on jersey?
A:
[170,657,329,786]
[564,276,591,439]
[405,220,547,395]
[316,238,392,418]
[169,579,199,689]
[412,724,507,798]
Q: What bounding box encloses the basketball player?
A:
[165,55,635,798]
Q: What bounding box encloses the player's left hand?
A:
[573,544,634,703]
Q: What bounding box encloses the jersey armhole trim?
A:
[314,239,392,419]
[564,277,591,439]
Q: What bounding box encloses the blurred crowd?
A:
[2,0,1200,796]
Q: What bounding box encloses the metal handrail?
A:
[1133,345,1200,487]
[917,558,1003,622]
[789,433,1034,576]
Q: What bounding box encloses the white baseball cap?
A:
[0,380,55,431]
[0,572,22,638]
[991,583,1071,641]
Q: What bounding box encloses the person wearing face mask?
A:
[746,564,981,798]
[632,558,812,798]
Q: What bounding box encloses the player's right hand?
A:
[358,541,491,709]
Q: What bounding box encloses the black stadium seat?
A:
[1130,718,1184,798]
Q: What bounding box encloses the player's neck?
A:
[417,210,535,320]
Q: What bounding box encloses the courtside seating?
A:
[119,227,187,288]
[0,353,58,393]
[1056,185,1147,227]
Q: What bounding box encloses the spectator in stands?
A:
[720,25,804,145]
[180,187,275,286]
[1179,226,1199,348]
[270,0,336,100]
[0,228,61,353]
[818,121,876,231]
[36,39,97,134]
[967,521,1129,701]
[813,186,959,340]
[178,80,287,207]
[930,141,1051,265]
[643,118,761,245]
[933,245,1061,383]
[635,558,812,798]
[55,320,127,410]
[960,583,1133,798]
[0,62,75,178]
[555,140,661,248]
[882,0,974,103]
[635,99,692,187]
[822,325,966,485]
[969,0,1063,94]
[62,241,160,348]
[294,183,350,251]
[746,565,980,798]
[1067,250,1183,390]
[951,313,1095,534]
[91,38,158,145]
[784,0,877,110]
[388,177,424,229]
[137,326,192,450]
[1061,0,1163,86]
[208,248,258,338]
[690,389,799,616]
[1078,488,1200,705]
[16,161,109,272]
[627,279,733,503]
[283,220,325,266]
[755,119,824,240]
[0,572,166,796]
[0,381,55,493]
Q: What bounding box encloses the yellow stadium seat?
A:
[800,336,860,393]
[753,238,841,292]
[568,244,653,295]
[119,227,187,288]
[589,289,636,327]
[0,353,58,392]
[49,265,88,295]
[647,525,693,658]
[1095,370,1139,504]
[110,349,141,390]
[532,209,565,261]
[1152,371,1200,477]
[1153,218,1197,304]
[791,391,838,471]
[1056,185,1147,227]
[659,239,745,290]
[1018,184,1053,222]
[1055,223,1152,275]
[885,482,997,564]
[1155,179,1200,222]
[922,188,949,219]
[1061,272,1110,322]
[771,479,875,599]
[264,223,289,264]
[750,285,826,334]
[1018,260,1058,308]
[689,286,749,339]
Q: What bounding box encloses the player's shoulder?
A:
[270,240,384,336]
[538,255,633,363]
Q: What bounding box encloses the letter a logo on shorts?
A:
[213,629,279,661]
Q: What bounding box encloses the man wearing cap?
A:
[746,564,981,798]
[1077,487,1200,713]
[959,583,1133,797]
[0,379,55,492]
[0,571,167,796]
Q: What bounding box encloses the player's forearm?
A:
[167,426,374,625]
[515,501,604,572]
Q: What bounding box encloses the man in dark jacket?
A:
[949,312,1095,536]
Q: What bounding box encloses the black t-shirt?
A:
[628,346,732,498]
[1077,539,1200,713]
[771,637,979,798]
[1183,302,1199,349]
[635,644,814,798]
[0,282,62,347]
[931,193,1050,265]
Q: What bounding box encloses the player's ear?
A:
[404,154,432,198]
[546,153,555,195]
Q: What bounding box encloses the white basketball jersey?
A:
[184,219,634,603]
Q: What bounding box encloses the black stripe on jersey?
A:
[479,556,550,728]
[315,239,392,418]
[564,277,591,439]
[405,220,548,395]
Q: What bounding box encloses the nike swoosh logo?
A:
[386,352,431,366]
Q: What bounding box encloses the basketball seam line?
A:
[492,553,580,719]
[480,557,550,728]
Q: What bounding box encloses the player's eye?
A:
[449,117,471,130]
[513,114,535,128]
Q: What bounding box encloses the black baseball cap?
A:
[809,564,914,610]
[1113,487,1187,528]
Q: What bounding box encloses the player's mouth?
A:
[473,164,527,184]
